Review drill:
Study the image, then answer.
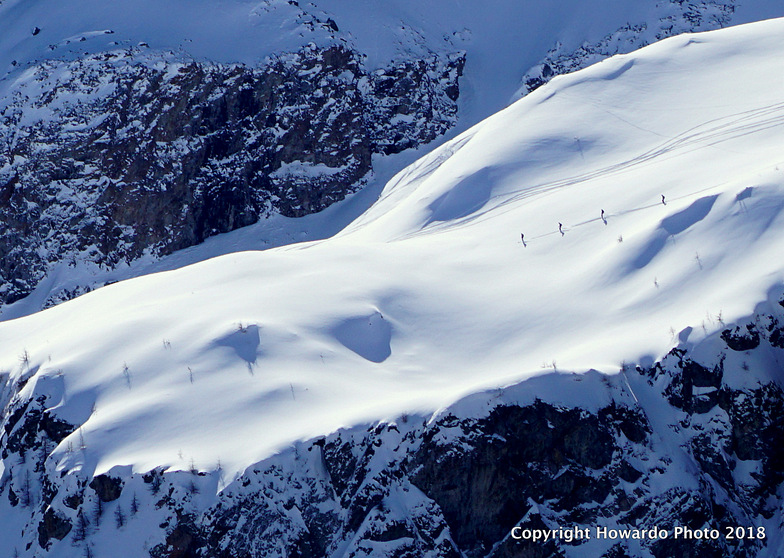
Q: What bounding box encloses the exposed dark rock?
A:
[2,397,76,460]
[765,318,784,349]
[151,518,204,558]
[690,434,734,490]
[721,324,761,351]
[664,356,723,413]
[719,383,784,509]
[37,508,72,549]
[39,411,78,444]
[412,402,615,556]
[322,439,359,500]
[7,486,19,506]
[2,399,33,457]
[598,402,650,443]
[63,492,84,510]
[617,461,643,483]
[89,474,123,502]
[603,544,633,558]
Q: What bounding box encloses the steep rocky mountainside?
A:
[1,304,782,557]
[0,45,463,306]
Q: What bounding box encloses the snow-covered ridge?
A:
[515,0,739,97]
[2,0,780,119]
[1,16,784,484]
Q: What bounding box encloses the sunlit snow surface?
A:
[2,19,784,481]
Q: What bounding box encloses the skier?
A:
[661,194,666,205]
[558,222,564,236]
[521,233,526,247]
[601,209,606,224]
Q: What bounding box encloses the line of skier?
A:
[520,194,666,247]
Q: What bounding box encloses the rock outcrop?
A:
[0,45,464,305]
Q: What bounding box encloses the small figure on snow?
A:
[521,233,527,247]
[661,194,666,205]
[558,222,564,236]
[601,209,606,224]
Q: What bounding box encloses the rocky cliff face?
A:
[1,303,782,557]
[0,45,464,305]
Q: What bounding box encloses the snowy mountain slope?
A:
[3,0,784,316]
[1,15,784,558]
[2,14,784,482]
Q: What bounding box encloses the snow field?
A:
[1,18,784,485]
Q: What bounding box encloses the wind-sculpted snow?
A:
[331,312,393,364]
[631,195,719,270]
[1,15,784,558]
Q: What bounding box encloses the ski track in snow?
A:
[396,95,784,242]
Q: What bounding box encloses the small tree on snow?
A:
[79,428,87,451]
[122,363,131,389]
[187,457,201,495]
[20,470,32,507]
[149,472,162,495]
[93,497,103,525]
[130,493,139,516]
[38,437,51,473]
[115,505,126,528]
[19,349,30,369]
[73,510,89,542]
